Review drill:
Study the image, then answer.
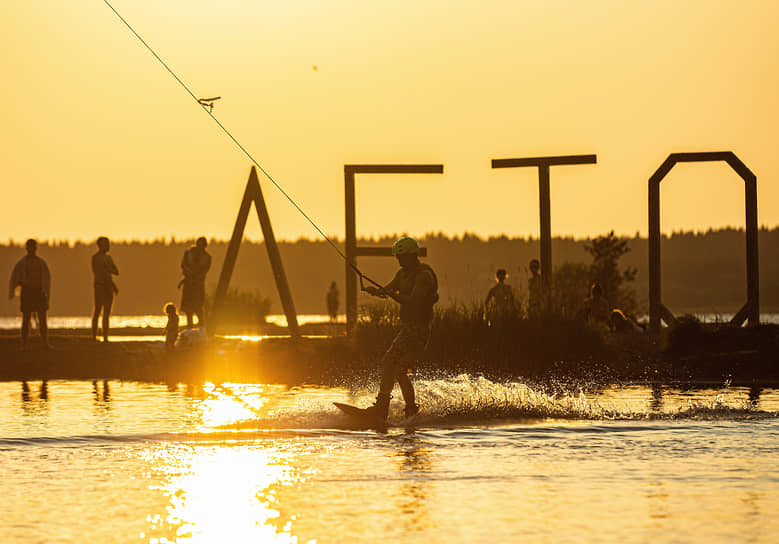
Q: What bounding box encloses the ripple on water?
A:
[0,378,778,543]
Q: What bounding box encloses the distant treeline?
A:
[1,228,777,317]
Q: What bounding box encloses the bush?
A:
[548,262,591,318]
[208,288,272,333]
[531,232,641,319]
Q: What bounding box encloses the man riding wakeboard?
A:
[360,236,439,423]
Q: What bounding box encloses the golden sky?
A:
[2,1,777,242]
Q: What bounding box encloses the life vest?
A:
[397,263,439,324]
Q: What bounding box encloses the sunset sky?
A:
[2,1,777,243]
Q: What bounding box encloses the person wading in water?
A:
[360,236,439,423]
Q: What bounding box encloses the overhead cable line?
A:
[101,0,383,289]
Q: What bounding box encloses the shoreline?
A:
[0,320,343,337]
[1,323,777,386]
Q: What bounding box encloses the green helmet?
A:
[392,236,420,256]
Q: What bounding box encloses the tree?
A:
[549,262,590,318]
[585,231,638,313]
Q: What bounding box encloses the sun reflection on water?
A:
[140,444,303,543]
[196,383,271,428]
[136,383,315,543]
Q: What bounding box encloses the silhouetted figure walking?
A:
[91,236,119,343]
[8,239,51,349]
[361,236,439,423]
[326,281,339,323]
[485,269,514,325]
[179,237,211,328]
[527,258,543,317]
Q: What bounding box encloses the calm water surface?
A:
[1,378,777,543]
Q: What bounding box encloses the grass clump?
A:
[208,288,272,334]
[352,301,607,378]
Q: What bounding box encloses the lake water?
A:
[0,315,338,342]
[1,377,777,543]
[0,314,336,331]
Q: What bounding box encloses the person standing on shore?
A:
[582,282,610,329]
[8,239,51,349]
[179,237,211,328]
[326,281,339,323]
[484,268,514,325]
[91,236,119,343]
[360,236,439,423]
[164,303,179,349]
[527,258,543,317]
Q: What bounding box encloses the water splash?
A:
[211,374,778,431]
[410,375,776,422]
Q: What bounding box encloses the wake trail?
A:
[212,375,779,431]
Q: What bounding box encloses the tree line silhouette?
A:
[1,227,776,318]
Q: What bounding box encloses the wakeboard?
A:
[333,402,418,428]
[333,402,376,420]
[333,402,391,429]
